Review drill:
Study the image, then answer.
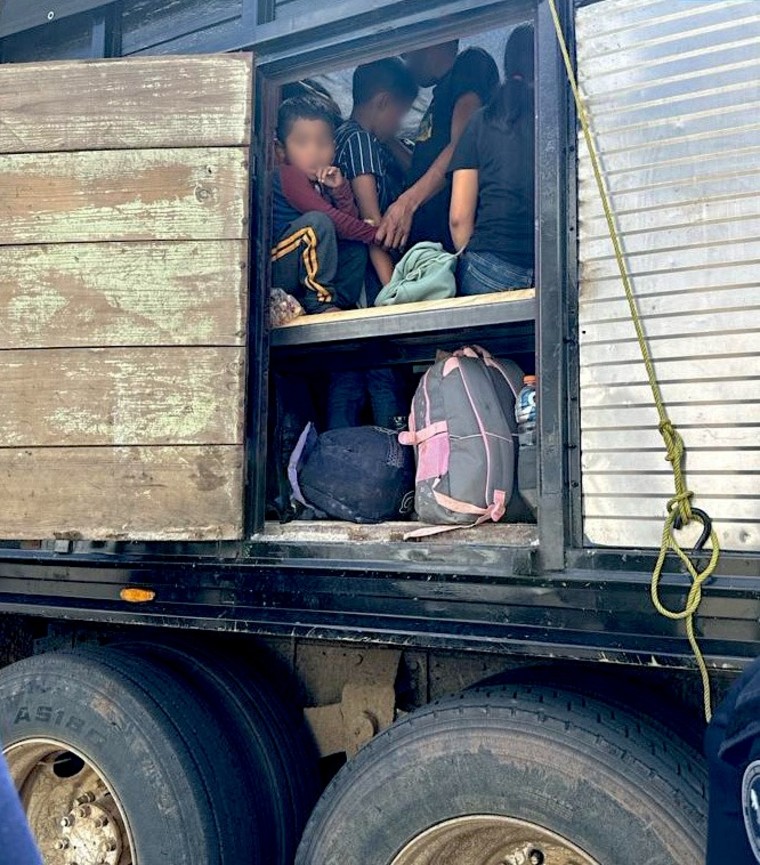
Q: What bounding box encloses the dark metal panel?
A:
[0,550,758,668]
[125,16,248,55]
[535,0,569,571]
[250,0,533,76]
[0,12,98,62]
[562,0,582,547]
[120,0,242,54]
[245,71,277,537]
[0,0,113,39]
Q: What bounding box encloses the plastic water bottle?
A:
[515,375,537,514]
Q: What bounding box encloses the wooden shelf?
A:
[270,289,536,347]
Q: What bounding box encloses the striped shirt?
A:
[334,119,397,213]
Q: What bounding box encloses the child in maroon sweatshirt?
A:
[271,95,394,315]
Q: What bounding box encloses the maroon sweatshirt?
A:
[272,164,378,245]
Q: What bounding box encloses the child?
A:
[328,59,418,430]
[271,95,392,315]
[335,58,418,297]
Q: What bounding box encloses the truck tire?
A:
[108,641,319,865]
[0,648,260,864]
[296,684,707,865]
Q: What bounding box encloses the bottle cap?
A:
[524,374,537,385]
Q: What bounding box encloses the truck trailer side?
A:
[0,1,758,863]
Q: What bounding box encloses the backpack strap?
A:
[398,420,447,447]
[403,489,507,540]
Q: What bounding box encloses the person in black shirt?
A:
[376,42,499,251]
[449,24,535,295]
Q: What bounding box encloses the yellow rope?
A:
[547,0,720,721]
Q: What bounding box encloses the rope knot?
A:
[668,490,694,523]
[658,420,684,465]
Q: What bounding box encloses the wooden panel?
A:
[271,289,536,347]
[275,289,536,330]
[0,55,252,152]
[0,347,244,447]
[0,147,249,244]
[0,241,247,349]
[0,446,244,540]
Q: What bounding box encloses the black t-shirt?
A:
[449,103,535,269]
[408,48,498,250]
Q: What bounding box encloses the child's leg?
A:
[367,367,408,429]
[327,371,366,430]
[364,266,382,307]
[333,240,369,310]
[271,212,340,314]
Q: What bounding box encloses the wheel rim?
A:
[5,738,135,865]
[390,814,600,865]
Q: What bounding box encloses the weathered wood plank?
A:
[0,347,245,447]
[0,445,244,540]
[271,289,536,346]
[0,240,248,349]
[0,147,249,244]
[0,54,252,152]
[275,289,536,329]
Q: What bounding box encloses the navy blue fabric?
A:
[0,754,42,865]
[706,656,760,864]
[298,427,414,523]
[327,369,407,431]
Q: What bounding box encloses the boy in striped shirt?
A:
[328,58,418,429]
[335,58,419,298]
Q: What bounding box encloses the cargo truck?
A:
[0,0,757,863]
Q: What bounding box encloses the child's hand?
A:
[316,166,344,189]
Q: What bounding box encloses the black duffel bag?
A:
[294,425,414,524]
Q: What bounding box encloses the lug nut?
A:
[54,839,69,850]
[93,816,109,828]
[77,805,91,818]
[529,850,545,865]
[75,792,95,805]
[60,816,72,828]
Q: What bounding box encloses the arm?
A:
[278,165,376,244]
[350,173,383,224]
[377,92,483,249]
[449,168,479,251]
[369,245,395,286]
[349,173,396,285]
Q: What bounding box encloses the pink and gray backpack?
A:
[399,346,524,535]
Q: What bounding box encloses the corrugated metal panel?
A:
[576,0,760,552]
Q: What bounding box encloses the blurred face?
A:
[281,118,335,179]
[404,48,439,88]
[373,95,414,141]
[404,42,457,88]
